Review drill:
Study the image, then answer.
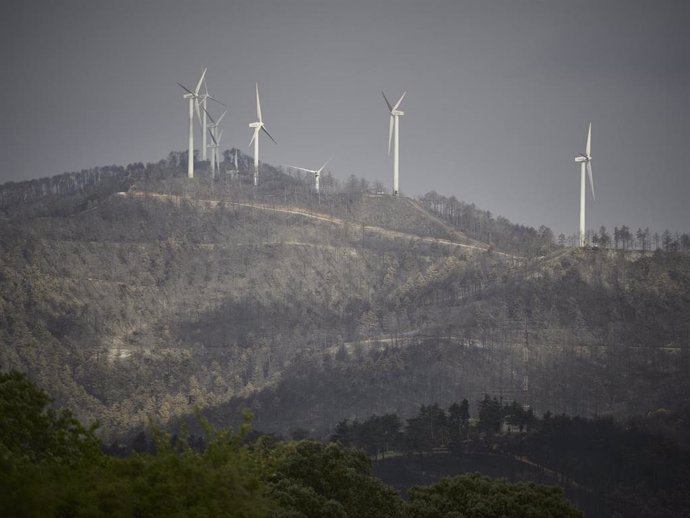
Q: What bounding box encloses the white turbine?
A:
[213,129,223,177]
[198,77,225,163]
[248,83,277,186]
[288,159,330,194]
[574,122,595,247]
[382,91,406,196]
[177,68,207,178]
[204,108,226,178]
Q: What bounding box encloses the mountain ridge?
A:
[1,155,688,441]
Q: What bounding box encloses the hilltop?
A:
[1,153,688,440]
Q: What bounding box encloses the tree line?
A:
[417,191,556,256]
[330,397,535,458]
[1,371,582,517]
[558,225,690,252]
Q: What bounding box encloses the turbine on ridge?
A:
[248,83,277,186]
[574,122,595,247]
[204,107,226,178]
[177,68,207,178]
[382,91,406,196]
[288,159,331,194]
[198,76,226,163]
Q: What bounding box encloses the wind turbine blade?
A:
[587,161,594,200]
[216,110,227,125]
[382,91,392,112]
[388,115,394,155]
[249,127,259,147]
[234,149,238,169]
[177,82,194,95]
[287,165,315,173]
[208,128,217,145]
[207,95,226,107]
[317,158,331,174]
[255,83,263,122]
[262,125,277,144]
[586,122,592,156]
[202,106,216,124]
[195,68,207,95]
[217,129,223,144]
[392,91,407,111]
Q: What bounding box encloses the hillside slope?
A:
[1,159,688,440]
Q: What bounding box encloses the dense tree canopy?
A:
[0,370,100,466]
[406,473,582,518]
[1,373,589,518]
[269,441,403,518]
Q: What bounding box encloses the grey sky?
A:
[2,0,689,236]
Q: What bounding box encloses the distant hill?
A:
[1,153,688,441]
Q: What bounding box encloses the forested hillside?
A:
[1,154,689,442]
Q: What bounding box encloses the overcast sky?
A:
[2,0,688,236]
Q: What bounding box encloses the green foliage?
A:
[40,441,272,518]
[268,441,403,518]
[477,395,502,434]
[405,473,582,518]
[405,404,449,452]
[448,399,470,444]
[0,371,100,467]
[330,413,402,457]
[0,375,273,517]
[1,374,600,517]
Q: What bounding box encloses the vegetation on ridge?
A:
[1,154,689,441]
[1,372,582,518]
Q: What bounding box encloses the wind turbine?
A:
[248,83,277,186]
[574,123,595,247]
[204,108,226,178]
[198,78,226,163]
[382,91,406,196]
[208,128,224,178]
[288,159,330,194]
[177,68,206,178]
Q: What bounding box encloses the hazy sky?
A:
[2,0,689,236]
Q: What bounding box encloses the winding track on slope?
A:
[120,191,521,259]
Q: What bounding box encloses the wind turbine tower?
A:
[205,109,226,178]
[574,123,595,247]
[382,91,406,196]
[177,68,207,178]
[200,93,208,161]
[199,77,226,164]
[248,83,277,186]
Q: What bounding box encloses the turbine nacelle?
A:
[382,91,406,115]
[574,155,591,163]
